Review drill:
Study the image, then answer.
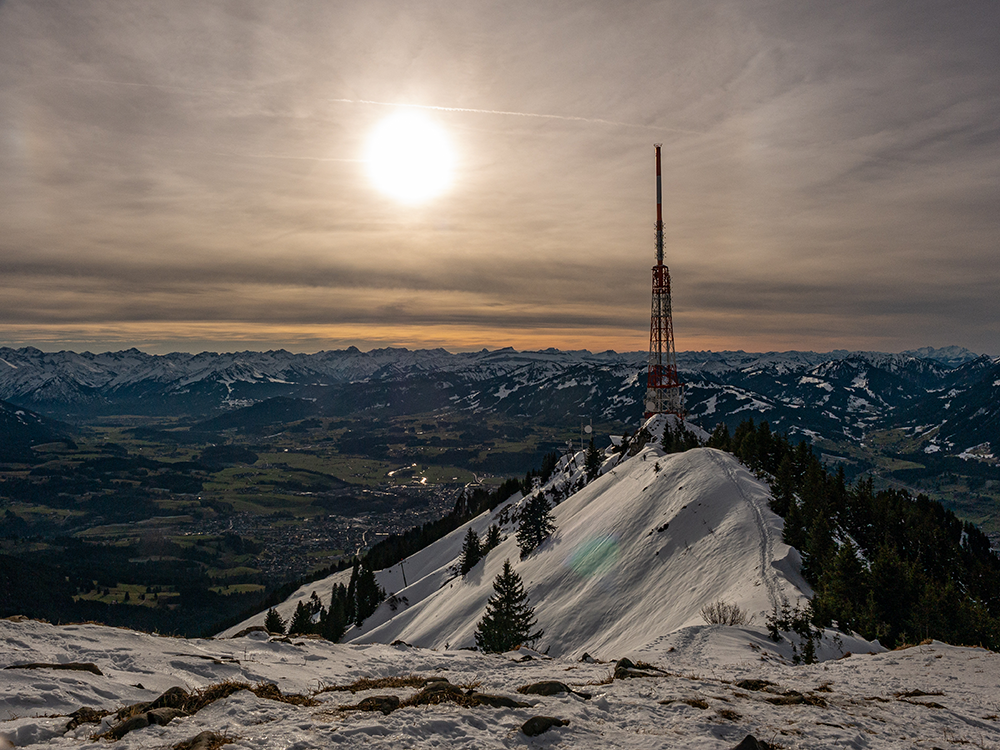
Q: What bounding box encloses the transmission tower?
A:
[644,144,684,419]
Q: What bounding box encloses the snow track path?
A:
[706,450,783,613]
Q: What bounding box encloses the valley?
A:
[0,410,577,635]
[1,344,998,636]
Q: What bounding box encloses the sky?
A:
[1,0,998,356]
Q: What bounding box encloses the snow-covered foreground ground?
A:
[2,617,999,749]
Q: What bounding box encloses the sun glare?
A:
[365,111,455,204]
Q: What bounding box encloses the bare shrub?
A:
[700,601,755,626]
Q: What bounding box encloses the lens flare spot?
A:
[567,535,619,578]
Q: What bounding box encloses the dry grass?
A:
[682,698,709,709]
[171,731,240,750]
[117,680,317,723]
[583,670,615,686]
[316,674,427,694]
[765,692,828,708]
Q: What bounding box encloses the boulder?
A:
[468,693,531,709]
[149,686,190,711]
[734,679,774,692]
[102,707,186,740]
[104,713,150,741]
[613,658,658,679]
[147,707,187,726]
[172,730,226,750]
[517,681,592,700]
[230,625,269,638]
[731,735,770,750]
[521,716,570,736]
[65,706,109,731]
[356,696,401,715]
[5,661,103,676]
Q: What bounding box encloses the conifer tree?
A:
[584,438,602,481]
[460,527,482,575]
[483,523,503,552]
[320,584,349,641]
[353,564,385,626]
[346,559,360,623]
[264,607,286,634]
[287,600,313,635]
[516,493,555,559]
[706,422,731,451]
[474,559,542,653]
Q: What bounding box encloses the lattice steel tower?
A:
[644,144,684,419]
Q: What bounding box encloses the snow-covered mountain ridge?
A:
[223,419,816,656]
[0,346,994,453]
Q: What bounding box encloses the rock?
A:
[420,676,453,687]
[172,730,226,750]
[731,735,770,750]
[517,681,592,700]
[230,625,269,638]
[468,693,531,708]
[765,691,828,707]
[104,713,150,740]
[149,686,190,711]
[521,716,570,736]
[4,661,103,676]
[613,658,658,679]
[579,652,597,663]
[356,695,401,715]
[407,682,467,705]
[65,706,109,730]
[147,707,187,726]
[735,679,774,692]
[102,707,186,740]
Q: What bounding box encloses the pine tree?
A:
[483,523,503,552]
[287,600,313,635]
[264,607,286,634]
[354,564,385,626]
[516,493,555,559]
[320,584,349,642]
[460,527,482,575]
[706,422,731,451]
[474,559,542,653]
[584,439,602,481]
[346,558,360,623]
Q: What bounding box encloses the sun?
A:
[365,111,455,204]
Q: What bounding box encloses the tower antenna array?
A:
[644,144,684,419]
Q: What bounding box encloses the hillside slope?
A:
[225,438,813,660]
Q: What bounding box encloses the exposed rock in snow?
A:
[2,618,998,749]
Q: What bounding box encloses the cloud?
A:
[0,0,998,355]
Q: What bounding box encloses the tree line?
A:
[709,419,1000,649]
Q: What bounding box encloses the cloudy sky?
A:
[1,0,998,355]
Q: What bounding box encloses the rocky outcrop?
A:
[521,716,570,736]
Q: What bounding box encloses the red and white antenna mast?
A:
[644,144,684,419]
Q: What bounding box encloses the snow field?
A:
[2,618,999,749]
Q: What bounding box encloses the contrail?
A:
[329,98,704,135]
[50,77,703,135]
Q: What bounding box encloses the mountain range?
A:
[2,345,997,467]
